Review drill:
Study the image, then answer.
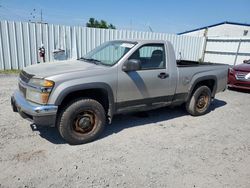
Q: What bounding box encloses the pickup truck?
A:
[11,40,228,144]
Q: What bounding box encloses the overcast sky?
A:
[0,0,249,34]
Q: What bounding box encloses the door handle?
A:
[158,72,169,79]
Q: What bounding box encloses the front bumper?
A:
[11,90,58,126]
[228,74,250,90]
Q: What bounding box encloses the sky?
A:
[0,0,250,34]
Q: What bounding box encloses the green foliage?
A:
[0,69,21,74]
[86,18,116,29]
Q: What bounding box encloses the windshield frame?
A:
[79,40,137,67]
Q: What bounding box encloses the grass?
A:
[0,69,21,74]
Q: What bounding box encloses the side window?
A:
[129,44,166,70]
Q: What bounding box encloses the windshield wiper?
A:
[78,57,103,65]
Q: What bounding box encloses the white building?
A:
[178,21,250,37]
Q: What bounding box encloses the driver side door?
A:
[116,43,174,112]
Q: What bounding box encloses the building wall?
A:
[0,20,205,70]
[182,24,250,37]
[204,37,250,65]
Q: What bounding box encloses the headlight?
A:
[26,78,54,104]
[229,68,235,75]
[26,88,50,104]
[29,78,54,87]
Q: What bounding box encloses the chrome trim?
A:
[235,72,250,81]
[12,90,58,116]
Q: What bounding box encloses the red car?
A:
[228,60,250,90]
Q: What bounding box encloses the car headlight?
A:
[26,88,50,104]
[29,78,54,87]
[26,78,54,104]
[229,68,235,75]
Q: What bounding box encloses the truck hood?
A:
[24,60,105,78]
[234,63,250,72]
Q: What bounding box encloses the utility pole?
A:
[29,8,44,23]
[148,25,153,32]
[29,8,36,22]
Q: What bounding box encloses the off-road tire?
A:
[186,86,212,116]
[57,98,106,145]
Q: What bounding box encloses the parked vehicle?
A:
[228,59,250,90]
[11,40,228,144]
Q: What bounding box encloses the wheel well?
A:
[58,89,109,114]
[191,79,216,97]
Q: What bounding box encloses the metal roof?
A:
[178,21,250,35]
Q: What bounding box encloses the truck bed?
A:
[175,60,228,98]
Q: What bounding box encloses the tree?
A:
[108,24,116,29]
[86,18,95,27]
[86,18,116,29]
[99,20,107,28]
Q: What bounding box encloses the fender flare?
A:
[186,75,217,101]
[54,82,115,119]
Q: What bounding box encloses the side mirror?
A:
[122,59,141,72]
[243,59,249,64]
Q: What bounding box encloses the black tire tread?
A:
[186,86,212,116]
[57,98,106,145]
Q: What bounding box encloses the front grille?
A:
[19,70,34,83]
[235,72,250,81]
[19,82,26,97]
[18,70,33,97]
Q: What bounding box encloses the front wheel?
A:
[57,98,106,145]
[186,86,212,116]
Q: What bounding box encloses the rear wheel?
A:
[57,98,106,145]
[186,86,212,116]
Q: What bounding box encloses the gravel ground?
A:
[0,75,250,188]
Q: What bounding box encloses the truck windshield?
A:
[80,41,136,66]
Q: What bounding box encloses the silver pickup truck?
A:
[11,40,228,144]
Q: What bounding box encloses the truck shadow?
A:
[30,124,65,144]
[100,98,227,139]
[34,98,227,145]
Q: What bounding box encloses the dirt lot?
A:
[0,75,250,188]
